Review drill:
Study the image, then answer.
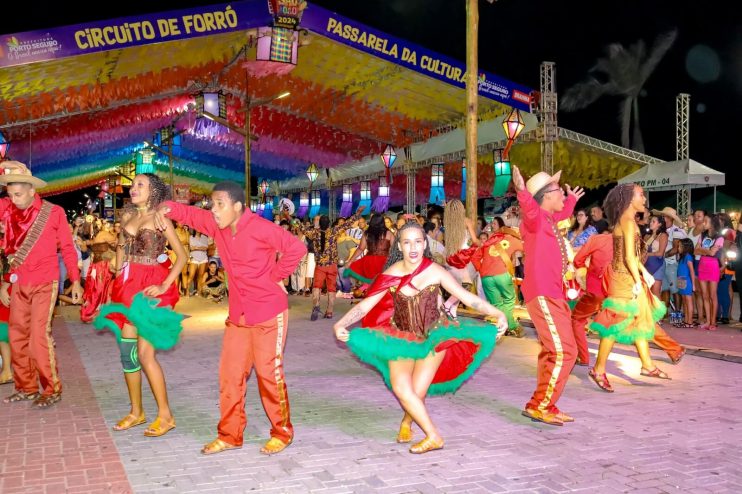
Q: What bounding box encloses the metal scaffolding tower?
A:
[676,93,691,216]
[538,62,558,174]
[328,178,337,222]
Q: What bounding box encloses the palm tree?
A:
[561,30,677,153]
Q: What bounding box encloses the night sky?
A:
[4,0,740,205]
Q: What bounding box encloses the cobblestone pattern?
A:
[56,297,742,493]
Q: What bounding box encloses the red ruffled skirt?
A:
[80,260,115,323]
[347,255,388,284]
[107,263,179,330]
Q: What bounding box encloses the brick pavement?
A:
[10,295,742,493]
[0,317,132,494]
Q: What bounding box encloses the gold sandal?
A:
[143,417,176,437]
[260,437,292,455]
[33,393,61,408]
[396,422,413,443]
[4,391,40,403]
[201,438,241,455]
[113,413,146,431]
[409,436,444,454]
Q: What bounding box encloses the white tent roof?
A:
[618,158,725,191]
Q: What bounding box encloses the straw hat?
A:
[0,160,47,189]
[526,170,562,196]
[650,206,684,228]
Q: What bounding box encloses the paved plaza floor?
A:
[1,295,741,493]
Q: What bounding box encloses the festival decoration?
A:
[502,108,525,158]
[340,184,353,218]
[306,163,319,190]
[492,148,512,197]
[250,201,258,212]
[135,148,155,174]
[380,145,397,184]
[173,184,191,204]
[372,176,390,213]
[359,181,372,212]
[429,163,445,206]
[309,190,321,217]
[298,191,309,218]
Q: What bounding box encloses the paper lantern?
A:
[309,190,321,217]
[359,181,372,212]
[135,148,155,174]
[0,131,10,161]
[340,184,353,217]
[502,109,525,158]
[372,176,390,213]
[460,159,467,201]
[298,191,309,218]
[493,149,512,197]
[196,91,227,119]
[380,145,397,184]
[429,163,445,206]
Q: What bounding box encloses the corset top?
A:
[391,284,442,338]
[123,228,167,259]
[612,233,641,272]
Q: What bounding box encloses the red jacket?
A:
[164,201,306,325]
[517,189,577,302]
[1,195,80,286]
[470,232,523,277]
[572,232,613,297]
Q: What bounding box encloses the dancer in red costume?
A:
[1,161,82,408]
[80,221,117,323]
[334,222,507,454]
[93,173,187,437]
[512,165,585,426]
[157,181,306,455]
[345,214,394,285]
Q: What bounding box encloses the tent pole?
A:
[464,0,478,223]
[714,186,717,213]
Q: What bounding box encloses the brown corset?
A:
[123,228,167,262]
[390,284,442,339]
[90,242,114,263]
[368,237,391,257]
[611,233,641,273]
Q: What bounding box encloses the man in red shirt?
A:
[0,161,82,408]
[571,223,613,366]
[513,166,584,426]
[157,181,306,455]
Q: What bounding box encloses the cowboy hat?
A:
[526,170,562,196]
[650,206,684,228]
[0,160,47,189]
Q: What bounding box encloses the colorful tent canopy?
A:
[0,0,657,204]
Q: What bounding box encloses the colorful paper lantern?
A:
[492,149,512,197]
[309,190,321,217]
[380,145,397,184]
[340,184,353,217]
[429,163,445,206]
[502,108,525,158]
[372,176,390,213]
[298,191,309,218]
[306,163,319,185]
[359,181,372,212]
[196,91,227,119]
[135,148,155,174]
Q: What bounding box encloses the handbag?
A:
[676,276,687,290]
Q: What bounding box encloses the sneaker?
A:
[310,306,322,321]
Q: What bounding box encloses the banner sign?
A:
[301,5,534,111]
[0,1,272,68]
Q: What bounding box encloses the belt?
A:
[128,255,159,265]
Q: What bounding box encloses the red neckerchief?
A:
[361,257,433,328]
[1,194,42,256]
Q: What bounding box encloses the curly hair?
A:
[602,183,636,227]
[123,173,171,216]
[383,221,433,270]
[443,199,467,257]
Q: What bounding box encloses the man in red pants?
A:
[571,222,613,366]
[513,165,584,426]
[158,181,306,455]
[0,161,82,408]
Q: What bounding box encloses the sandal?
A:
[323,312,333,319]
[4,391,40,403]
[673,323,695,328]
[442,305,458,321]
[113,413,147,431]
[521,408,564,426]
[260,436,292,455]
[396,422,413,443]
[409,436,444,454]
[708,325,718,331]
[143,417,176,437]
[588,368,614,393]
[33,393,62,408]
[640,367,671,380]
[201,438,241,455]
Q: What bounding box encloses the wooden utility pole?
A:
[465,0,479,222]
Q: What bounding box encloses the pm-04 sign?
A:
[638,178,672,187]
